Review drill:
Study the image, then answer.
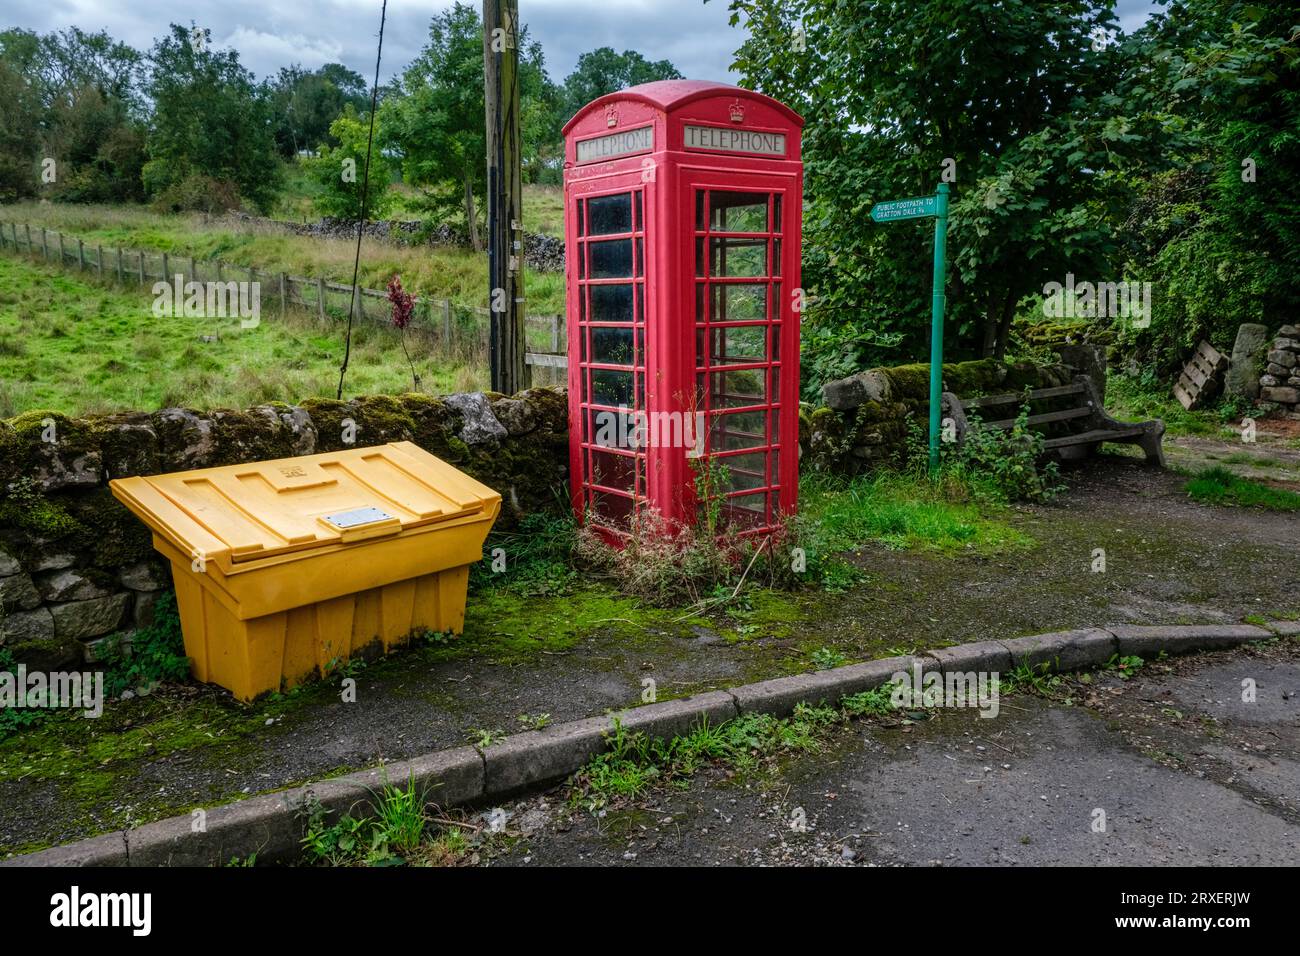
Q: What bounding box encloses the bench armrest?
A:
[940,391,971,444]
[1075,374,1164,436]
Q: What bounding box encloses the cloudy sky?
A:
[7,0,1161,86]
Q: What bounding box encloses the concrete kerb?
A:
[998,628,1118,673]
[482,691,739,798]
[731,656,918,717]
[126,745,486,867]
[1109,623,1272,658]
[4,620,1291,868]
[1,829,128,867]
[923,640,1013,676]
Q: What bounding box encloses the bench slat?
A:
[981,406,1093,430]
[1042,427,1145,449]
[960,383,1085,409]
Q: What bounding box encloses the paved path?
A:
[482,641,1300,866]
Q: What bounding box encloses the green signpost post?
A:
[870,183,950,474]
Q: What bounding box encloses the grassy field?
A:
[266,166,565,238]
[0,187,567,317]
[0,254,485,418]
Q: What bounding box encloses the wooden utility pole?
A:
[483,0,528,393]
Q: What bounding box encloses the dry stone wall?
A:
[1258,324,1300,412]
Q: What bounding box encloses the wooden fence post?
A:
[116,247,123,284]
[216,260,223,281]
[76,238,84,270]
[279,273,287,318]
[318,277,327,323]
[190,256,197,285]
[138,251,145,285]
[162,252,169,283]
[24,224,31,253]
[442,300,453,352]
[96,245,103,280]
[41,228,48,260]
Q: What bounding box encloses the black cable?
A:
[336,0,388,400]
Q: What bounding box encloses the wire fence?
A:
[0,219,569,386]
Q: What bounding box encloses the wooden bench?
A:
[941,374,1166,466]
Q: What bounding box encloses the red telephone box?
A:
[562,80,803,535]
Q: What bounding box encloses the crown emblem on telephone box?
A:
[728,99,745,123]
[605,104,619,127]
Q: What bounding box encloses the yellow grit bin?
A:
[110,441,500,701]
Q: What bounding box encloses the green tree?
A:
[0,38,43,201]
[728,0,1175,387]
[142,24,281,211]
[302,108,395,219]
[0,27,145,203]
[382,3,488,248]
[519,39,565,185]
[559,47,683,122]
[269,63,369,158]
[1118,1,1300,370]
[44,85,147,203]
[381,2,560,247]
[3,26,143,113]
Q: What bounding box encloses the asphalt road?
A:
[480,640,1300,866]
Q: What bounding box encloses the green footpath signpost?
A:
[870,183,950,473]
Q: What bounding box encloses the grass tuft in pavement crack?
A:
[570,685,905,812]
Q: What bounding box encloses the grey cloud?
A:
[7,0,1158,89]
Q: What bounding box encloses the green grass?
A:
[267,166,563,239]
[300,775,432,866]
[1215,451,1284,469]
[1184,465,1300,511]
[521,184,564,238]
[798,471,1033,555]
[0,253,482,417]
[571,686,911,811]
[1105,375,1245,438]
[571,704,844,810]
[0,196,566,316]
